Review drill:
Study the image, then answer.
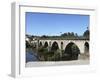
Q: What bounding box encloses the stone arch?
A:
[63,42,80,60]
[44,42,48,48]
[61,42,63,50]
[51,41,59,51]
[39,42,42,47]
[84,42,89,54]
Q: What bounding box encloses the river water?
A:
[26,49,39,62]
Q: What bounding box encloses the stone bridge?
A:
[31,39,89,54]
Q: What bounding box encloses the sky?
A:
[26,12,89,36]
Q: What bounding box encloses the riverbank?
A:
[25,59,89,67]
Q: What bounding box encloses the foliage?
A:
[71,44,80,60]
[83,30,89,39]
[26,41,31,48]
[26,28,90,41]
[62,43,80,60]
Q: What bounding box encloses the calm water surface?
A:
[26,49,39,62]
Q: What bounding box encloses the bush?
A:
[26,41,31,48]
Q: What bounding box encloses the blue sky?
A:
[26,12,89,36]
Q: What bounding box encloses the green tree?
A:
[71,44,80,60]
[83,30,89,39]
[26,41,30,48]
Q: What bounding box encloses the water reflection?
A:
[26,48,39,62]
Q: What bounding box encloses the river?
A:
[26,48,39,62]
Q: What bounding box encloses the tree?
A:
[71,44,80,60]
[67,32,71,37]
[61,33,68,37]
[26,41,30,48]
[75,33,78,37]
[83,30,89,39]
[71,32,74,36]
[41,35,48,38]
